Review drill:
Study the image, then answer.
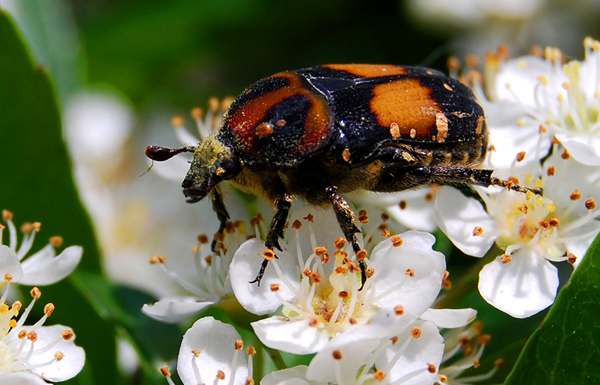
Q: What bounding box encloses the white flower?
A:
[435,149,600,318]
[0,210,82,286]
[142,220,249,323]
[229,205,448,355]
[0,285,85,383]
[165,317,252,385]
[348,185,439,232]
[467,38,600,170]
[263,307,476,385]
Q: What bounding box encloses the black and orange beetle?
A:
[146,64,540,288]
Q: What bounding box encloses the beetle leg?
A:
[325,186,368,290]
[250,193,293,285]
[210,186,230,253]
[410,167,543,195]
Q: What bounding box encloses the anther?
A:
[585,197,596,210]
[356,249,368,261]
[309,318,320,328]
[334,237,346,249]
[171,115,184,128]
[548,218,560,227]
[292,219,302,229]
[31,287,42,299]
[44,303,55,316]
[411,327,422,338]
[270,284,280,292]
[217,370,226,380]
[160,366,171,377]
[310,272,322,284]
[197,234,209,244]
[4,274,12,283]
[472,226,484,236]
[54,351,65,361]
[547,165,555,176]
[314,246,327,256]
[62,330,74,340]
[338,291,349,298]
[516,151,526,162]
[246,346,256,356]
[567,253,577,264]
[192,349,201,357]
[235,340,244,350]
[405,268,415,277]
[539,220,550,231]
[394,305,404,315]
[49,236,63,247]
[381,212,390,222]
[304,214,314,222]
[263,249,275,260]
[570,190,582,200]
[373,371,387,381]
[332,350,343,360]
[500,254,512,264]
[150,255,166,264]
[427,363,437,373]
[561,149,570,159]
[399,200,407,210]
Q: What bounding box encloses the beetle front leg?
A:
[250,193,293,286]
[210,187,230,253]
[325,186,368,290]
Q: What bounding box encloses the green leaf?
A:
[505,233,600,384]
[0,10,119,385]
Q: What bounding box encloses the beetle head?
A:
[181,134,241,203]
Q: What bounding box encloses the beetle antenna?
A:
[145,145,197,161]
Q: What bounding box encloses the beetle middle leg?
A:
[250,193,293,285]
[325,186,368,290]
[210,187,230,253]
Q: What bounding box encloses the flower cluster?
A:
[435,37,600,317]
[1,211,85,383]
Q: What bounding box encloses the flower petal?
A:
[262,366,314,385]
[420,308,477,329]
[435,186,496,257]
[0,372,50,385]
[252,317,329,355]
[19,245,82,285]
[230,238,298,315]
[27,325,85,382]
[478,250,559,318]
[178,317,248,385]
[0,245,23,282]
[142,297,215,323]
[369,231,446,316]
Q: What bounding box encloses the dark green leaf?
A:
[0,10,118,385]
[505,233,600,384]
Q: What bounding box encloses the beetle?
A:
[146,64,541,289]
